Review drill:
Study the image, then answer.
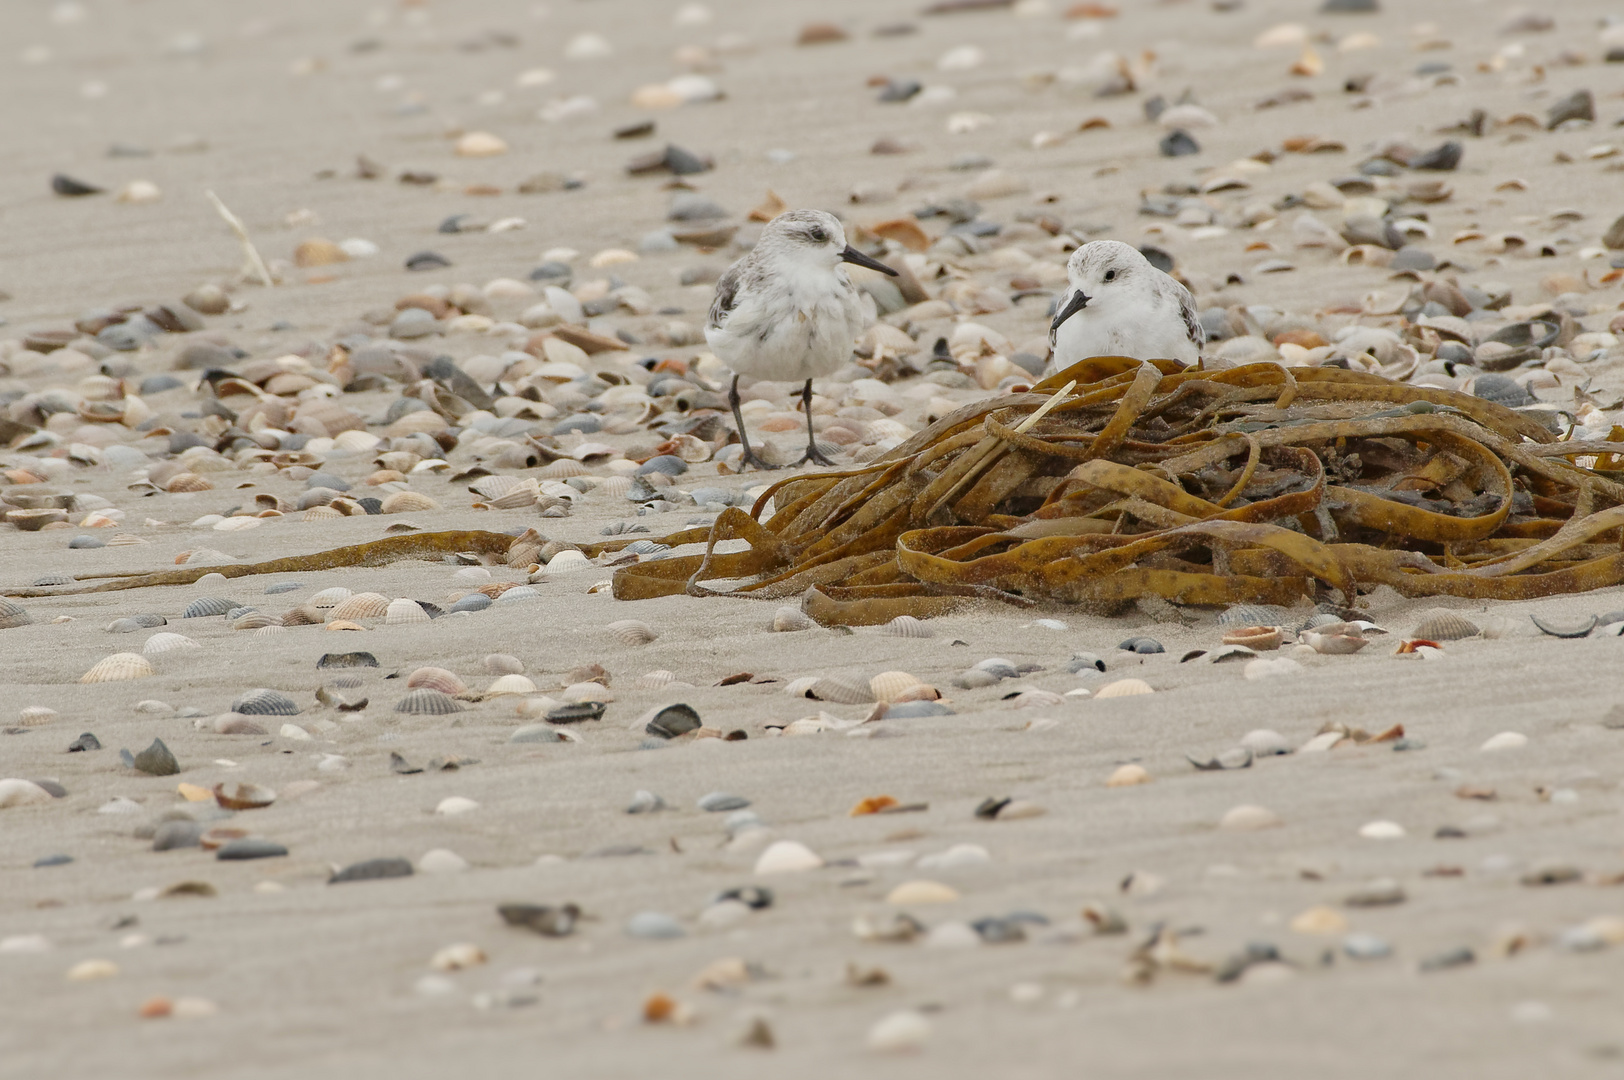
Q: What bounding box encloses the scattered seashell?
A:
[1219,804,1281,831]
[606,619,659,645]
[0,599,33,629]
[870,671,924,703]
[1411,611,1479,641]
[886,880,958,904]
[1222,626,1281,650]
[395,689,465,715]
[1095,678,1152,699]
[806,677,875,704]
[17,706,58,727]
[231,688,299,716]
[81,653,154,683]
[214,782,275,810]
[385,599,430,625]
[0,779,55,808]
[1358,820,1405,840]
[484,674,537,697]
[329,593,390,620]
[483,654,524,675]
[1105,764,1151,787]
[753,840,823,874]
[1480,731,1527,752]
[882,615,934,638]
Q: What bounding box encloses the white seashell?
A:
[329,592,390,620]
[454,567,493,583]
[886,879,959,904]
[380,491,439,514]
[81,652,154,683]
[1358,820,1405,840]
[1094,678,1153,698]
[1219,804,1281,831]
[867,1010,932,1053]
[870,671,924,703]
[309,587,352,609]
[1244,657,1303,680]
[606,619,658,645]
[483,653,524,674]
[385,598,430,625]
[143,632,202,655]
[18,706,58,727]
[807,677,874,705]
[783,676,820,697]
[753,840,823,874]
[882,615,934,638]
[435,796,479,816]
[278,724,312,741]
[1480,731,1527,752]
[772,606,812,632]
[546,550,591,572]
[418,849,469,874]
[635,669,677,689]
[1106,764,1151,787]
[562,682,613,703]
[0,778,55,808]
[484,674,537,697]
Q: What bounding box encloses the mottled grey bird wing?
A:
[1173,280,1204,347]
[707,261,749,332]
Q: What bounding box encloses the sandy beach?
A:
[3,0,1624,1076]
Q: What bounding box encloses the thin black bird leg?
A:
[729,373,780,471]
[795,378,838,468]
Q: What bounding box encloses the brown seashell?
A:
[870,217,931,253]
[214,782,276,810]
[607,619,659,645]
[198,827,250,851]
[850,795,899,816]
[379,491,439,514]
[81,652,154,683]
[294,239,348,268]
[232,612,279,630]
[164,472,213,493]
[328,592,390,620]
[1411,611,1479,641]
[7,509,69,531]
[406,667,467,695]
[1222,625,1282,650]
[282,605,325,626]
[893,684,941,703]
[325,620,366,631]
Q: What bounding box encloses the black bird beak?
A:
[1049,290,1091,344]
[840,245,899,276]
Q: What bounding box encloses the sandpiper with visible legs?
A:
[705,209,897,470]
[1046,240,1204,374]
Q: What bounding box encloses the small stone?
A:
[1219,804,1281,831]
[885,880,959,905]
[1411,141,1463,171]
[1358,820,1406,840]
[626,911,686,939]
[1480,732,1527,752]
[1419,946,1475,972]
[697,791,750,812]
[867,1009,931,1053]
[52,174,104,197]
[753,840,823,874]
[1345,878,1406,906]
[498,903,580,937]
[131,739,178,776]
[1289,905,1348,934]
[1160,130,1200,157]
[435,796,478,816]
[152,821,204,851]
[1342,933,1393,960]
[66,959,118,981]
[1546,90,1595,130]
[418,849,469,874]
[627,790,666,814]
[330,857,414,884]
[1105,764,1151,787]
[67,732,101,753]
[429,943,487,970]
[216,838,289,860]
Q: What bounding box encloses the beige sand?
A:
[3,0,1624,1076]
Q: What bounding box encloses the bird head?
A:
[763,209,897,276]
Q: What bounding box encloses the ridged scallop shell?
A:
[309,587,352,609]
[596,475,633,498]
[1218,604,1290,628]
[406,667,468,695]
[870,671,924,703]
[1411,611,1479,641]
[165,472,213,492]
[1221,626,1283,651]
[143,632,202,655]
[772,606,812,632]
[18,706,58,727]
[882,615,934,638]
[546,550,591,572]
[636,669,677,689]
[494,586,540,603]
[607,619,658,645]
[0,599,33,629]
[281,605,325,626]
[31,573,75,587]
[326,619,366,631]
[107,613,166,632]
[562,681,613,703]
[379,491,440,513]
[537,459,591,478]
[231,688,299,716]
[182,596,239,618]
[232,612,280,630]
[251,625,287,638]
[302,506,342,522]
[328,593,390,620]
[385,598,430,625]
[81,652,154,683]
[807,677,875,705]
[394,689,465,715]
[483,653,525,675]
[106,533,149,546]
[484,674,538,697]
[783,676,820,697]
[469,475,537,500]
[1095,678,1153,699]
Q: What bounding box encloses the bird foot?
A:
[738,449,782,472]
[795,447,839,468]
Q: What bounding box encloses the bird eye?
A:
[808,228,828,243]
[1104,269,1117,282]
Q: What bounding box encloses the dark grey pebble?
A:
[1546,89,1595,129]
[698,792,750,812]
[1471,373,1533,408]
[1068,652,1106,673]
[1159,130,1200,157]
[1321,0,1377,10]
[662,144,710,175]
[448,593,492,613]
[715,885,773,909]
[1118,637,1164,654]
[528,261,572,283]
[152,821,204,851]
[645,703,700,738]
[318,652,379,669]
[67,732,101,752]
[34,854,73,868]
[67,535,105,550]
[1390,246,1436,271]
[304,471,350,491]
[878,78,922,103]
[131,738,179,776]
[1419,946,1474,972]
[1411,141,1462,171]
[498,902,580,937]
[329,857,414,884]
[1215,942,1281,983]
[971,917,1027,944]
[52,173,103,196]
[405,251,451,271]
[636,455,688,477]
[217,838,289,861]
